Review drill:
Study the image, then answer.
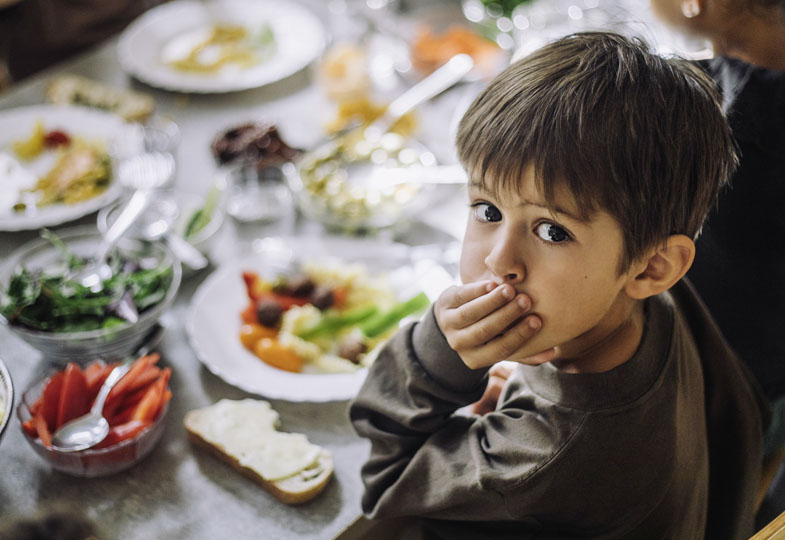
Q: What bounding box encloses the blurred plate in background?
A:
[117,0,327,93]
[0,105,138,231]
[0,356,13,446]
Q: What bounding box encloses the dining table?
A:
[0,1,685,538]
[0,1,474,538]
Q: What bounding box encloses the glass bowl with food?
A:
[0,226,181,363]
[17,355,171,476]
[283,132,448,234]
[97,185,226,275]
[210,122,301,223]
[0,357,13,446]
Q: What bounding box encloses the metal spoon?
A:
[365,53,474,139]
[68,189,151,292]
[50,325,165,452]
[142,214,208,271]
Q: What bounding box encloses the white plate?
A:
[0,105,138,232]
[186,236,435,402]
[117,0,327,93]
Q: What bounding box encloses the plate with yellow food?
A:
[0,105,137,231]
[117,0,327,93]
[186,236,438,402]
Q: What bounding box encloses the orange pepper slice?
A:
[252,338,303,372]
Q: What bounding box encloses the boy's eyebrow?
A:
[469,181,589,223]
[523,200,588,223]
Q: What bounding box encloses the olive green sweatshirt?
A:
[350,280,767,540]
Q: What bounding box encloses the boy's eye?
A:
[535,222,571,243]
[472,203,502,223]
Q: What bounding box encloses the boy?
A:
[350,32,768,539]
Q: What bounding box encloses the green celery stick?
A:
[184,184,221,240]
[297,304,378,341]
[359,292,430,338]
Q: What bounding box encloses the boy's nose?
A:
[484,236,525,284]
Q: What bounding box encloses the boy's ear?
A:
[624,235,695,300]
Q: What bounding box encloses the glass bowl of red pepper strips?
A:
[17,353,171,476]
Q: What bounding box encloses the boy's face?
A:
[460,165,641,362]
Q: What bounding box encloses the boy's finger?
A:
[449,295,531,348]
[446,285,526,330]
[479,314,543,361]
[439,280,496,310]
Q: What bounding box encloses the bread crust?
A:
[184,410,333,504]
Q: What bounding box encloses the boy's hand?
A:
[471,361,515,415]
[434,281,554,370]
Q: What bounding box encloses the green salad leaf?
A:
[0,230,173,333]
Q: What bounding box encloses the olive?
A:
[256,299,284,328]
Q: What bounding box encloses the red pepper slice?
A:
[56,363,89,430]
[131,367,171,423]
[126,365,161,394]
[34,411,52,448]
[103,353,159,418]
[152,368,172,420]
[35,372,64,431]
[94,420,152,449]
[242,271,264,302]
[108,384,149,425]
[85,362,115,402]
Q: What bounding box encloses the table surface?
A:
[0,2,683,538]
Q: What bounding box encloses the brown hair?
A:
[456,32,737,271]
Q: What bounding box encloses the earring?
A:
[681,0,701,18]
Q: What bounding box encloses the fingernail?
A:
[516,295,530,310]
[485,282,495,293]
[500,285,513,299]
[527,317,541,330]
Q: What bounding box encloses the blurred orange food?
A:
[252,338,303,373]
[411,25,503,77]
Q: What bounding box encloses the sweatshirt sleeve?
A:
[349,307,559,521]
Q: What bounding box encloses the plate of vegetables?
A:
[186,236,433,401]
[0,105,140,231]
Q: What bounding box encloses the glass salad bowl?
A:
[0,226,181,364]
[97,186,226,275]
[283,134,448,234]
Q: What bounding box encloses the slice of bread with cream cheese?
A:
[184,399,333,504]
